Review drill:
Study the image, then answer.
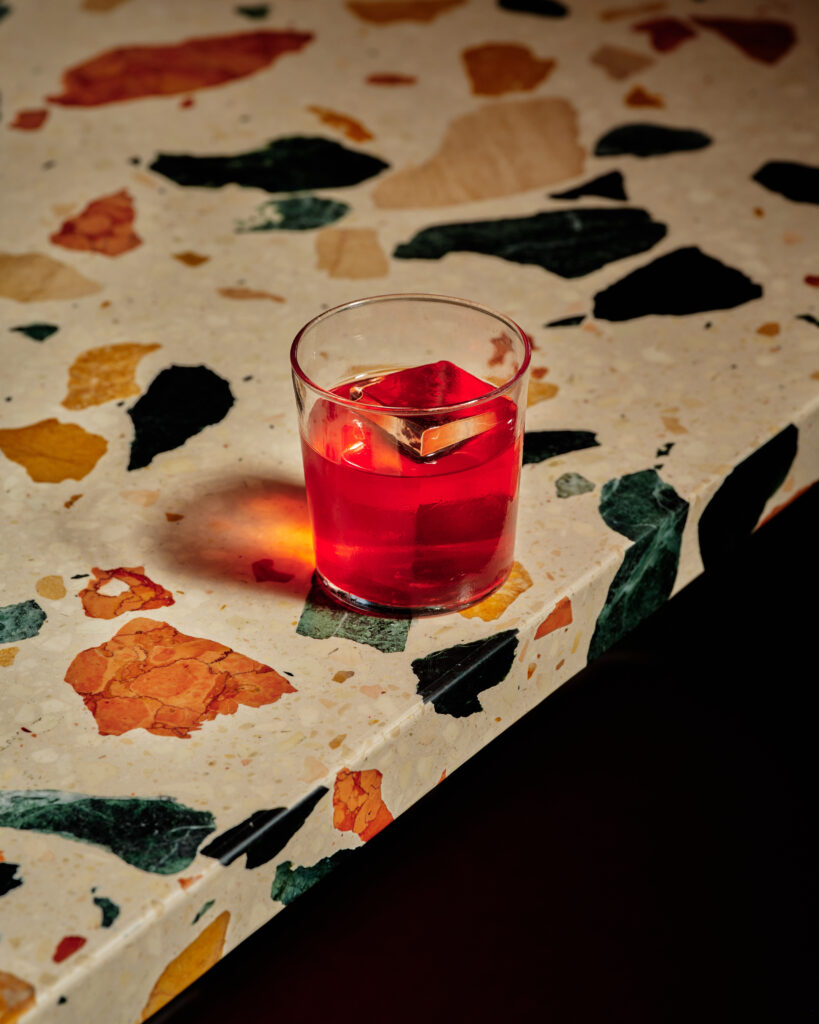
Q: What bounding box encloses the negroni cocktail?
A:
[291,294,531,614]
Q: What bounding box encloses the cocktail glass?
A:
[290,293,531,615]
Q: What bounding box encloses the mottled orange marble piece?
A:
[0,252,101,302]
[48,31,313,106]
[63,342,160,409]
[535,596,572,638]
[333,767,394,841]
[347,0,464,23]
[140,912,230,1021]
[373,98,584,208]
[0,972,35,1024]
[307,106,373,142]
[459,561,532,621]
[0,419,107,483]
[315,228,389,278]
[50,190,141,257]
[78,566,175,619]
[64,618,296,738]
[9,109,49,130]
[462,43,555,96]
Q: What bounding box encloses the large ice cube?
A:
[353,360,493,408]
[352,360,509,459]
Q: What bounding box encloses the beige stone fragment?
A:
[121,489,160,506]
[0,252,101,302]
[661,415,688,434]
[316,228,389,278]
[62,342,160,410]
[460,561,533,621]
[36,575,67,600]
[528,378,559,406]
[373,98,584,208]
[590,44,655,80]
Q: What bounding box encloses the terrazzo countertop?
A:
[1,1,818,1021]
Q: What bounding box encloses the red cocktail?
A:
[291,295,531,614]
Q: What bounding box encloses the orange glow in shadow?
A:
[162,478,315,589]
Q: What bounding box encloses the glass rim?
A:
[290,292,532,416]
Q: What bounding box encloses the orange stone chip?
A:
[460,561,533,621]
[78,566,175,619]
[9,109,49,130]
[462,43,555,96]
[535,596,573,638]
[140,912,230,1021]
[333,767,394,842]
[64,617,296,738]
[308,105,373,142]
[48,31,313,106]
[0,971,35,1024]
[63,342,160,409]
[0,418,107,483]
[50,190,141,257]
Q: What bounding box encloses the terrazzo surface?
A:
[1,1,818,1021]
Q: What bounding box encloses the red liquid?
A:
[300,365,522,611]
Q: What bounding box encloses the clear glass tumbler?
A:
[291,293,531,615]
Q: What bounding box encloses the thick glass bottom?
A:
[314,567,511,618]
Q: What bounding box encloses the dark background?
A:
[157,483,817,1024]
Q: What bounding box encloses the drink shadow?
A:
[159,474,315,595]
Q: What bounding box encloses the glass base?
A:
[314,568,510,618]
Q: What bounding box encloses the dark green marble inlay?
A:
[556,472,595,498]
[235,196,350,232]
[411,630,518,717]
[271,849,356,905]
[0,599,46,643]
[296,576,410,653]
[698,424,797,570]
[0,791,215,874]
[150,138,389,193]
[594,123,711,158]
[93,894,120,927]
[235,3,269,18]
[10,323,59,341]
[0,861,23,896]
[588,469,689,661]
[192,899,215,924]
[523,430,599,465]
[394,208,666,279]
